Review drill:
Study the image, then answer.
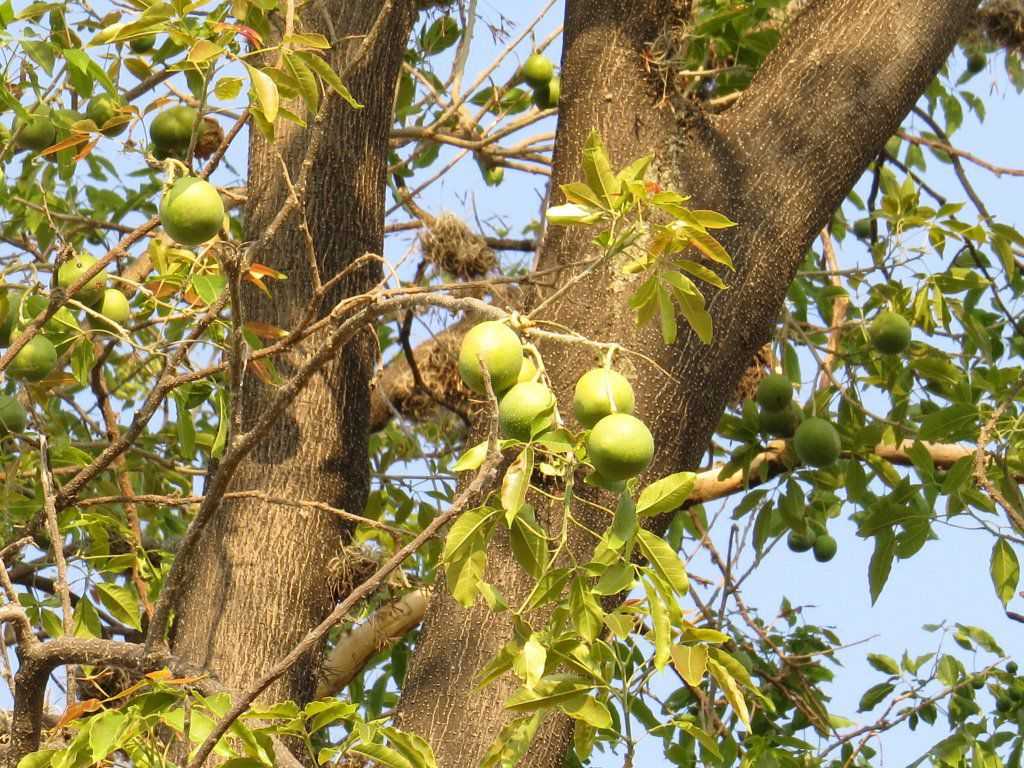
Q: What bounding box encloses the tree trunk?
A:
[395,0,979,765]
[170,1,416,706]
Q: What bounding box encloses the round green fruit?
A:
[787,530,814,553]
[972,677,985,690]
[587,413,655,482]
[498,381,555,442]
[58,253,107,307]
[759,401,803,438]
[150,106,198,153]
[517,355,538,383]
[482,165,504,186]
[812,534,837,562]
[852,219,872,239]
[9,335,57,382]
[793,417,841,467]
[1009,661,1019,675]
[13,107,57,151]
[756,373,793,412]
[521,53,554,88]
[86,95,127,137]
[966,52,986,74]
[573,368,635,429]
[869,310,911,355]
[25,294,78,341]
[0,291,21,346]
[0,395,27,434]
[160,177,225,246]
[96,288,131,330]
[129,34,157,53]
[533,76,560,109]
[457,321,523,395]
[996,697,1012,713]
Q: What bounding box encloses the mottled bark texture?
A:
[396,0,979,765]
[170,1,417,706]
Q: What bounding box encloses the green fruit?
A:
[160,177,225,246]
[533,75,560,109]
[793,417,841,467]
[0,291,21,347]
[0,395,27,434]
[587,413,655,482]
[967,52,986,74]
[483,165,504,186]
[521,53,554,88]
[13,106,57,151]
[812,534,837,562]
[759,401,803,438]
[86,95,127,137]
[756,373,793,412]
[498,381,555,442]
[457,321,523,395]
[787,530,814,553]
[96,288,131,330]
[25,294,78,341]
[852,219,872,239]
[996,697,1012,713]
[9,335,57,382]
[869,310,911,355]
[150,106,198,152]
[972,677,985,690]
[58,253,107,307]
[517,355,538,383]
[130,34,157,53]
[1009,661,1019,675]
[573,368,635,429]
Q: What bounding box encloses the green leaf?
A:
[581,129,620,207]
[643,577,670,670]
[636,472,696,517]
[214,76,244,101]
[17,752,57,768]
[188,40,224,64]
[868,530,896,604]
[245,64,280,124]
[545,203,603,225]
[480,714,543,768]
[191,274,226,305]
[858,681,895,711]
[351,743,414,768]
[89,710,125,762]
[501,447,533,519]
[675,721,721,759]
[509,510,548,579]
[990,538,1020,607]
[866,653,900,676]
[296,51,362,109]
[636,528,689,596]
[519,634,547,688]
[559,696,612,729]
[670,644,708,686]
[690,210,737,229]
[504,675,594,712]
[707,659,750,729]
[94,582,141,631]
[443,507,497,562]
[453,440,488,472]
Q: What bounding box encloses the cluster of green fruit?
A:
[8,94,129,155]
[994,661,1024,716]
[457,321,654,487]
[520,53,560,110]
[0,255,129,382]
[755,374,841,468]
[785,528,837,563]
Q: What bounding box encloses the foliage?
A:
[0,1,1022,768]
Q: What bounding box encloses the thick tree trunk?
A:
[170,1,416,706]
[396,0,979,765]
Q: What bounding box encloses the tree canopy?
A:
[1,1,1024,767]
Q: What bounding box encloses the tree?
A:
[1,0,1023,767]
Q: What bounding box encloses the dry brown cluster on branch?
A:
[973,0,1024,53]
[730,343,774,406]
[420,214,497,280]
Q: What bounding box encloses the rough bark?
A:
[396,0,980,765]
[170,0,417,708]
